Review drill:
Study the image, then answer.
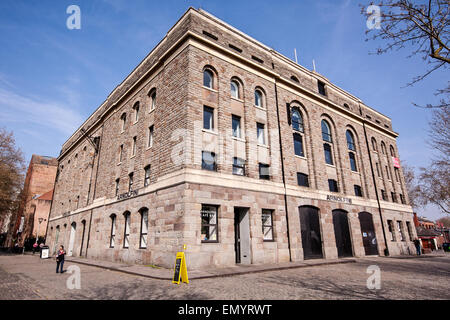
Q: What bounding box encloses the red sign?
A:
[392,157,400,168]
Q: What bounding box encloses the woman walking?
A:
[56,245,66,273]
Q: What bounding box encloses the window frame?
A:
[297,172,309,187]
[115,178,120,196]
[324,143,334,165]
[202,151,217,171]
[262,209,275,242]
[201,205,219,243]
[203,69,214,89]
[293,133,305,157]
[133,102,140,123]
[148,125,154,148]
[230,80,240,99]
[318,80,327,96]
[232,115,242,138]
[259,163,270,180]
[123,212,130,249]
[328,179,339,193]
[139,208,149,249]
[203,106,214,131]
[354,185,363,197]
[109,214,116,248]
[321,120,332,143]
[144,165,151,187]
[349,152,357,172]
[291,108,304,133]
[232,157,245,176]
[254,89,264,108]
[128,172,134,192]
[257,122,266,145]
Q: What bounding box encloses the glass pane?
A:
[124,235,129,248]
[231,82,239,98]
[203,70,213,88]
[324,144,333,165]
[141,211,148,234]
[255,90,262,107]
[257,123,265,144]
[294,134,304,157]
[232,116,241,138]
[202,152,216,171]
[262,211,272,227]
[263,227,273,241]
[140,235,147,248]
[203,107,213,130]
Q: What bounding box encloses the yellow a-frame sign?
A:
[172,245,189,284]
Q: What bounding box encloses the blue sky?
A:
[0,0,447,220]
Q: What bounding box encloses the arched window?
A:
[381,142,387,155]
[324,143,333,165]
[390,145,395,157]
[123,212,130,248]
[346,130,356,151]
[139,208,149,249]
[292,108,304,132]
[371,138,378,152]
[291,76,299,83]
[109,214,116,248]
[120,113,127,132]
[255,89,264,108]
[321,120,332,143]
[230,80,239,99]
[133,102,140,123]
[203,69,214,89]
[148,89,156,112]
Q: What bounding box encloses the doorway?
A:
[299,206,323,259]
[68,222,76,257]
[358,212,379,256]
[234,207,251,264]
[332,210,353,258]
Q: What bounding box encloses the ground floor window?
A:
[201,205,218,243]
[387,220,395,241]
[262,209,274,241]
[123,212,130,248]
[139,208,148,249]
[397,221,405,241]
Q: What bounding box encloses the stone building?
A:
[45,8,417,268]
[7,155,57,247]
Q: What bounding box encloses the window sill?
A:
[231,97,244,103]
[201,240,219,244]
[130,155,136,159]
[148,108,155,114]
[133,121,138,125]
[117,162,122,166]
[325,164,336,169]
[295,155,307,160]
[202,129,218,135]
[202,86,218,93]
[232,136,246,142]
[254,105,266,111]
[257,144,269,148]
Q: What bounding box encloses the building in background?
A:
[46,8,416,269]
[6,155,57,247]
[413,212,449,252]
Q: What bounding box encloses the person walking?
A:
[413,238,421,256]
[56,245,66,273]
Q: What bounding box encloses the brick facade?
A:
[46,8,416,269]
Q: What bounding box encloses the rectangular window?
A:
[140,209,148,249]
[232,115,241,138]
[202,151,217,171]
[297,173,309,187]
[148,125,154,148]
[119,145,124,163]
[376,163,380,177]
[294,133,304,157]
[123,213,130,248]
[257,123,265,145]
[381,189,387,201]
[354,185,363,197]
[203,106,214,130]
[232,157,245,176]
[406,221,413,241]
[387,220,395,241]
[262,209,274,241]
[385,166,391,180]
[201,205,218,243]
[400,194,406,204]
[132,136,137,156]
[397,221,405,241]
[324,144,333,165]
[144,166,150,187]
[328,179,339,192]
[259,163,270,180]
[115,178,120,196]
[128,173,134,192]
[394,168,400,182]
[110,216,116,248]
[391,192,397,203]
[318,80,326,96]
[349,152,357,172]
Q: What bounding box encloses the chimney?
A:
[413,212,419,227]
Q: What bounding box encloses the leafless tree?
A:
[362,0,449,108]
[0,128,25,223]
[436,216,450,227]
[402,162,422,209]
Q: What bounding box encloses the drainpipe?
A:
[362,121,389,256]
[274,78,292,262]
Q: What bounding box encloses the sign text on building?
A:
[326,195,352,204]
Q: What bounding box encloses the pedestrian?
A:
[413,238,421,256]
[55,245,66,273]
[32,242,38,255]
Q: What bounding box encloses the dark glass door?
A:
[332,210,353,257]
[299,206,323,259]
[358,212,379,256]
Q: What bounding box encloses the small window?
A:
[144,166,151,187]
[139,208,148,249]
[321,120,332,142]
[406,221,413,241]
[128,172,134,192]
[381,142,387,155]
[354,185,363,197]
[251,55,264,64]
[297,173,309,187]
[202,151,217,171]
[293,133,304,157]
[229,44,243,53]
[148,125,154,148]
[381,189,388,201]
[149,90,156,112]
[387,220,395,241]
[324,143,333,165]
[257,123,266,145]
[262,209,274,241]
[255,90,263,108]
[318,80,326,96]
[385,166,391,180]
[397,221,405,241]
[400,194,406,204]
[109,214,116,248]
[343,103,350,109]
[391,192,397,203]
[259,163,270,180]
[328,179,339,192]
[291,76,299,83]
[202,30,218,41]
[115,178,120,196]
[346,130,356,151]
[349,152,357,172]
[133,102,140,123]
[232,157,245,176]
[390,145,396,157]
[119,145,124,163]
[120,113,127,132]
[203,69,214,89]
[201,205,218,242]
[376,163,381,177]
[231,80,239,99]
[132,136,137,156]
[203,106,214,130]
[123,212,130,248]
[371,138,377,152]
[291,108,304,132]
[232,115,241,138]
[394,168,400,182]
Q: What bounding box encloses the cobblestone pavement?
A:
[0,253,449,300]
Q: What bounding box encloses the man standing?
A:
[413,238,421,256]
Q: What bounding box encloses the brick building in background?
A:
[6,155,57,247]
[46,8,416,269]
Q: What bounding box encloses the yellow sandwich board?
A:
[172,245,189,284]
